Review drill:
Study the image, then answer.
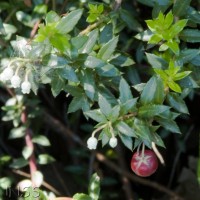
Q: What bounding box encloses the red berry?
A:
[130,150,158,177]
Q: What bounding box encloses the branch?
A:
[113,0,123,11]
[43,111,184,200]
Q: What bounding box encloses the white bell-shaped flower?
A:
[87,137,98,150]
[2,67,14,80]
[21,81,31,94]
[11,75,21,88]
[109,137,118,148]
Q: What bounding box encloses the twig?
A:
[30,20,40,39]
[43,111,184,200]
[12,169,61,195]
[79,20,103,35]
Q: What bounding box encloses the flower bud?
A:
[87,137,98,150]
[21,81,31,94]
[11,75,21,88]
[109,137,118,148]
[2,67,14,80]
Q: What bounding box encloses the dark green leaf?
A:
[107,105,120,122]
[116,121,136,137]
[84,56,106,68]
[59,65,78,82]
[72,36,88,49]
[79,29,99,53]
[180,29,200,43]
[119,78,133,104]
[84,109,107,123]
[156,117,181,133]
[138,104,170,118]
[146,53,168,69]
[98,94,112,117]
[68,96,90,113]
[120,98,138,114]
[99,24,113,44]
[96,64,120,77]
[110,54,135,67]
[97,36,118,61]
[9,158,28,169]
[119,9,142,32]
[173,0,191,17]
[187,6,200,24]
[56,9,83,34]
[167,93,189,114]
[177,49,200,64]
[119,134,133,151]
[140,76,165,105]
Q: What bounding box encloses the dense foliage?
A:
[0,0,200,199]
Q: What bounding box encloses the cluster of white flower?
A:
[87,136,118,150]
[0,66,31,94]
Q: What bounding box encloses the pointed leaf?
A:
[97,36,118,61]
[98,94,112,117]
[116,121,136,137]
[138,104,170,118]
[119,78,133,104]
[173,0,191,17]
[140,76,165,105]
[167,93,189,114]
[119,134,133,151]
[146,53,168,69]
[56,9,83,34]
[84,109,107,123]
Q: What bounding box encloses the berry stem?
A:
[91,124,107,137]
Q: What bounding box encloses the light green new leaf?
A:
[138,104,170,118]
[88,173,100,200]
[97,36,119,61]
[116,121,136,137]
[56,9,83,34]
[45,11,60,24]
[119,78,133,104]
[164,11,174,29]
[173,71,191,81]
[168,81,182,93]
[73,193,92,200]
[32,135,51,146]
[84,109,107,123]
[167,93,189,114]
[170,19,188,38]
[167,40,179,55]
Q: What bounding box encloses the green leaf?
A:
[88,173,100,200]
[84,56,106,68]
[110,54,135,67]
[170,19,188,38]
[133,118,151,142]
[173,0,191,17]
[59,65,79,82]
[51,74,65,97]
[149,34,162,44]
[119,134,133,151]
[180,29,200,43]
[173,71,191,81]
[167,40,179,55]
[22,146,33,159]
[168,80,182,93]
[164,11,174,29]
[140,76,165,105]
[80,69,96,100]
[96,64,120,77]
[68,96,90,113]
[0,177,12,189]
[120,98,138,114]
[135,30,153,41]
[32,135,51,146]
[56,9,83,34]
[72,35,88,49]
[10,158,28,169]
[84,109,107,123]
[97,36,119,61]
[177,49,200,64]
[79,29,99,53]
[119,9,142,32]
[146,53,168,69]
[156,117,181,133]
[138,104,170,118]
[98,94,112,117]
[116,121,136,137]
[167,93,189,114]
[73,193,92,200]
[9,127,26,139]
[65,85,84,97]
[187,6,200,25]
[38,154,55,165]
[99,24,113,44]
[119,78,133,104]
[107,105,120,122]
